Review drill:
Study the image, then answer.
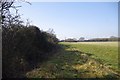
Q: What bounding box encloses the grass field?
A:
[26,42,120,78]
[60,42,118,70]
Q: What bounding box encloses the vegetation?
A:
[60,37,119,42]
[61,42,118,70]
[3,25,58,78]
[26,42,120,78]
[1,0,58,78]
[1,0,119,78]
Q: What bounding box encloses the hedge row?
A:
[2,25,58,78]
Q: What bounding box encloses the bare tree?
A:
[0,0,15,26]
[0,0,30,28]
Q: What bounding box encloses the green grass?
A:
[26,42,120,78]
[60,42,118,70]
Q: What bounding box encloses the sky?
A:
[14,2,118,40]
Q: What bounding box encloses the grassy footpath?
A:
[60,42,118,70]
[26,42,120,78]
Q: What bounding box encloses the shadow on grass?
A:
[26,44,120,78]
[56,45,119,79]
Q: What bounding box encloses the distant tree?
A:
[65,38,77,42]
[79,37,85,41]
[110,36,117,38]
[109,36,118,41]
[73,38,77,41]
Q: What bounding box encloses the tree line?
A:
[60,36,119,42]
